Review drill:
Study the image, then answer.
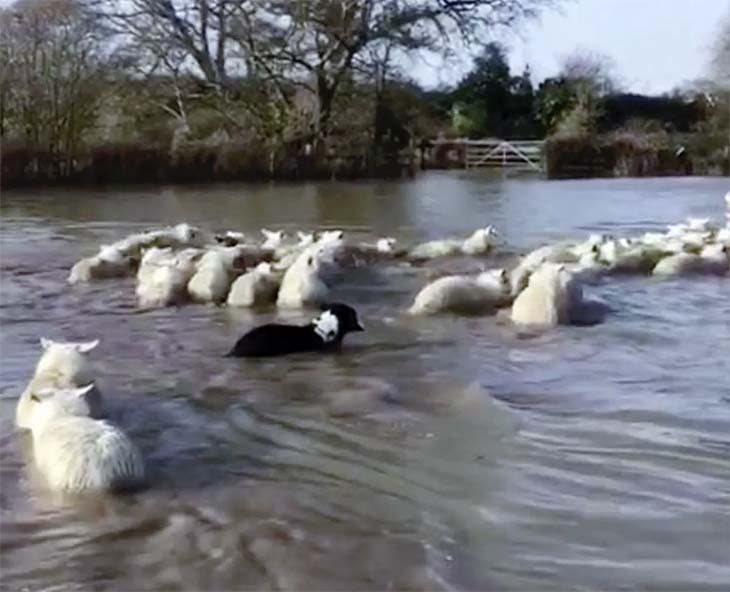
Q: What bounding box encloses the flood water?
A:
[1,173,728,591]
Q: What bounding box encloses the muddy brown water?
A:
[1,173,728,591]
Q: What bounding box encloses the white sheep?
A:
[29,384,144,493]
[409,268,511,316]
[207,245,249,273]
[68,245,131,284]
[136,248,198,308]
[261,229,285,250]
[563,248,608,283]
[598,239,665,274]
[569,234,611,259]
[227,262,281,307]
[276,244,336,308]
[509,241,578,296]
[410,226,498,260]
[116,223,207,257]
[273,232,315,269]
[159,222,207,248]
[409,238,461,259]
[355,236,398,257]
[215,230,246,246]
[684,217,713,232]
[716,226,730,247]
[653,244,729,276]
[376,237,397,253]
[16,338,102,430]
[461,226,498,255]
[187,250,231,303]
[297,231,316,248]
[317,230,345,245]
[511,263,584,328]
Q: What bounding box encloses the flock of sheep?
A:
[14,193,730,494]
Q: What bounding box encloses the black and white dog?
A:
[225,303,364,358]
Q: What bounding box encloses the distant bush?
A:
[546,131,691,179]
[599,94,703,133]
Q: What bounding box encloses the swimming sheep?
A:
[568,234,611,260]
[509,241,579,296]
[409,268,511,316]
[261,229,286,250]
[16,338,102,430]
[510,263,584,328]
[562,248,608,283]
[410,226,498,260]
[68,245,132,284]
[376,237,397,253]
[227,262,281,307]
[29,384,144,493]
[461,226,498,255]
[277,244,338,308]
[215,230,246,246]
[68,224,208,284]
[598,239,665,274]
[408,237,460,259]
[187,250,231,303]
[355,237,399,258]
[136,247,199,308]
[110,223,207,259]
[273,232,315,270]
[652,244,729,276]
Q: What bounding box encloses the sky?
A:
[410,0,729,95]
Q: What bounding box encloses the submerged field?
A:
[1,173,728,591]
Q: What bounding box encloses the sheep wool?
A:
[16,338,102,430]
[511,263,581,327]
[227,263,281,307]
[30,385,144,492]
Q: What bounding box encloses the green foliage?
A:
[534,77,576,132]
[448,43,541,138]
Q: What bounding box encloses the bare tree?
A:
[229,0,553,140]
[560,48,620,96]
[98,0,238,86]
[99,0,554,142]
[1,0,110,175]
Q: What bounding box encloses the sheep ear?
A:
[34,387,56,400]
[261,228,272,238]
[40,337,54,350]
[75,340,99,353]
[72,384,95,398]
[319,302,331,311]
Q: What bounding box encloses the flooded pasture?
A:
[0,173,728,591]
